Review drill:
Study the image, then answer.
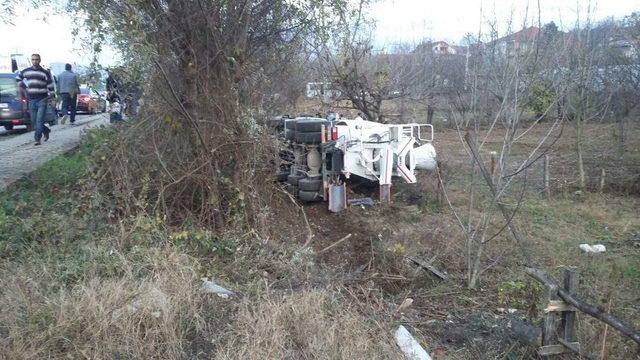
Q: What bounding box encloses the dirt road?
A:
[0,113,110,191]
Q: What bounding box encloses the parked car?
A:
[75,85,107,114]
[0,73,56,131]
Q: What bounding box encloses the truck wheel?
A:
[295,118,329,132]
[276,170,289,182]
[298,190,322,202]
[295,131,322,144]
[3,125,13,131]
[287,174,305,186]
[298,177,323,191]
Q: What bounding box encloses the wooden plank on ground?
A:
[406,256,447,280]
[538,344,570,356]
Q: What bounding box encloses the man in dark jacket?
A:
[16,53,54,145]
[57,63,80,124]
[106,72,120,112]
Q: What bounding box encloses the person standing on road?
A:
[106,71,120,113]
[16,54,55,145]
[57,63,80,125]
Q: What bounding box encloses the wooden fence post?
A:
[526,267,640,357]
[490,151,497,179]
[436,165,444,206]
[544,155,550,199]
[539,268,582,358]
[562,268,578,342]
[541,284,560,358]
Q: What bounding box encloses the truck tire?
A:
[4,125,13,131]
[276,170,289,182]
[298,177,323,191]
[295,131,322,144]
[295,118,329,133]
[298,190,322,202]
[287,174,305,186]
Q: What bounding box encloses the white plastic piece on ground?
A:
[413,143,437,171]
[579,244,606,253]
[394,325,432,360]
[200,278,235,298]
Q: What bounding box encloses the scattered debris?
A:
[395,298,414,314]
[348,197,374,207]
[496,308,518,314]
[394,325,432,360]
[578,244,606,253]
[318,233,353,254]
[200,278,235,298]
[406,256,447,280]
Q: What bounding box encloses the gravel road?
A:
[0,113,110,191]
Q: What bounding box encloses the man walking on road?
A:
[16,54,55,145]
[57,63,79,125]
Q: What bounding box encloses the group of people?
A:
[15,54,80,146]
[15,53,134,146]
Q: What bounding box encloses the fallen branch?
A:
[600,296,613,359]
[319,233,352,254]
[276,186,313,246]
[406,256,447,280]
[525,267,640,346]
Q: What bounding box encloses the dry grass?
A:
[216,289,402,359]
[0,246,210,359]
[0,242,404,359]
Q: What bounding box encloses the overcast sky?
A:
[0,4,116,69]
[0,0,638,68]
[371,0,639,48]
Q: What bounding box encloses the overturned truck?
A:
[276,116,437,211]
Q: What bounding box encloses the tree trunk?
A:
[468,222,487,289]
[427,104,435,124]
[617,113,626,159]
[576,117,586,191]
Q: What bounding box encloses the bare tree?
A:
[560,17,614,190]
[442,16,569,288]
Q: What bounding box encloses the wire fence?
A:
[494,151,639,197]
[438,149,639,201]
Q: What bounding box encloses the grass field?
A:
[0,121,638,358]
